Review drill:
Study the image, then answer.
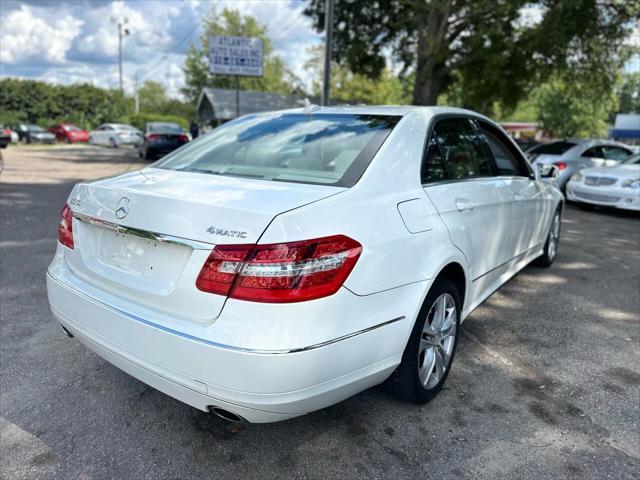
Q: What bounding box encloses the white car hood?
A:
[580,164,640,181]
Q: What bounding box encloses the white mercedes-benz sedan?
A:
[47,107,564,423]
[566,153,640,211]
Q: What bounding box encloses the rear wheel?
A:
[109,137,117,148]
[534,208,561,267]
[385,279,460,403]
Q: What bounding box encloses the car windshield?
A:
[529,141,577,155]
[154,113,401,187]
[28,125,44,132]
[149,123,182,133]
[64,125,81,131]
[114,124,136,131]
[623,154,640,165]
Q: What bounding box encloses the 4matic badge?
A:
[206,226,247,239]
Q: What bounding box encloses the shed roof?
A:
[196,88,309,121]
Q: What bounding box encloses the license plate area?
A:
[77,222,192,293]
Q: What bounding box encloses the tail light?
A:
[178,134,188,142]
[2,128,11,135]
[58,204,74,249]
[553,161,568,170]
[196,235,362,303]
[147,134,161,141]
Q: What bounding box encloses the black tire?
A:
[384,278,461,403]
[109,138,117,148]
[534,207,561,267]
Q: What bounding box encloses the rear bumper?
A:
[46,269,419,422]
[146,143,186,156]
[566,182,640,211]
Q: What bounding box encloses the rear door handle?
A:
[455,198,476,212]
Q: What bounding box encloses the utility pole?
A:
[321,0,334,106]
[113,18,130,93]
[134,72,140,114]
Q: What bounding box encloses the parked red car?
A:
[48,124,90,143]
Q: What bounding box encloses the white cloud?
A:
[76,0,174,60]
[0,4,83,65]
[0,0,321,98]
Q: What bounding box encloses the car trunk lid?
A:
[65,167,344,322]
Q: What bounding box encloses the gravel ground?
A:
[1,145,639,480]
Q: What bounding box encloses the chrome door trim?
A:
[72,212,213,250]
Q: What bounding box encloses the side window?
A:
[432,118,495,180]
[421,133,449,183]
[602,146,631,161]
[582,147,603,158]
[480,126,527,176]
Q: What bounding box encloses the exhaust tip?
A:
[59,324,74,338]
[208,406,246,423]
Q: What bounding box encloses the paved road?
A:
[1,145,639,479]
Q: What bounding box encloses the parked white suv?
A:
[47,107,563,423]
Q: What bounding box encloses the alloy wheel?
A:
[418,293,457,390]
[548,213,560,260]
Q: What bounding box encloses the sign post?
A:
[208,36,264,118]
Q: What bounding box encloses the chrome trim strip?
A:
[73,212,213,250]
[47,270,405,355]
[471,242,544,282]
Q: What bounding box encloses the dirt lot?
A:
[1,145,639,479]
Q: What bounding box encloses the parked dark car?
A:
[13,124,55,144]
[48,124,90,143]
[0,125,12,149]
[137,122,189,160]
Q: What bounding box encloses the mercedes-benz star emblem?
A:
[115,197,130,219]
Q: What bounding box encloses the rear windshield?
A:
[154,113,400,187]
[529,141,576,155]
[149,122,182,132]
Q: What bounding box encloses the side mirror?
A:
[538,163,559,179]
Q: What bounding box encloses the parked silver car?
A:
[527,139,633,192]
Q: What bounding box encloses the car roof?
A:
[269,105,484,117]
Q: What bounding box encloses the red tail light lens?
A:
[178,134,189,142]
[58,204,74,249]
[554,161,568,170]
[147,134,161,141]
[196,235,362,303]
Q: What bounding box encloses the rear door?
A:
[422,117,515,282]
[477,121,547,255]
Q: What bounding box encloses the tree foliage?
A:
[304,46,410,104]
[0,78,132,128]
[304,0,639,110]
[138,80,169,114]
[138,80,195,119]
[181,8,304,102]
[617,72,640,114]
[533,72,619,138]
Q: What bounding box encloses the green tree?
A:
[304,0,638,110]
[181,8,304,102]
[138,80,169,113]
[534,74,619,138]
[617,72,640,113]
[0,78,133,129]
[304,46,409,104]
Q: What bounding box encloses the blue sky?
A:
[0,0,322,97]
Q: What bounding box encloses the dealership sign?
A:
[208,35,264,77]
